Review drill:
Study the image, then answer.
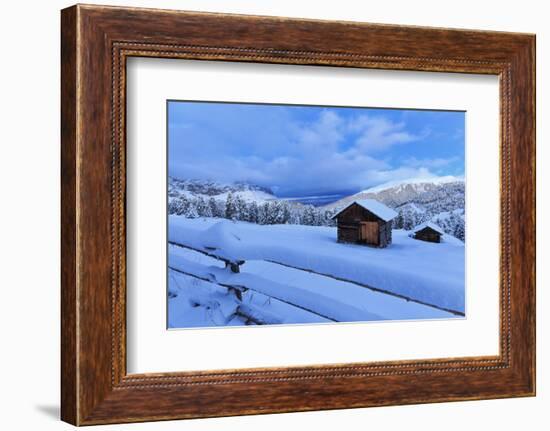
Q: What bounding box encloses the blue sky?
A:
[168,101,464,197]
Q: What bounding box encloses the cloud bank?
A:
[168,102,464,197]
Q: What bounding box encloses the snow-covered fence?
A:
[168,240,244,273]
[169,242,464,323]
[169,237,464,317]
[168,263,339,322]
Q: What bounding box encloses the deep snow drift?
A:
[167,217,464,329]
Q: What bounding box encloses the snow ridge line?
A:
[168,265,338,322]
[264,259,464,317]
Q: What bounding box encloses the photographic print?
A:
[167,101,466,329]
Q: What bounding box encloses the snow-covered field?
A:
[167,217,465,329]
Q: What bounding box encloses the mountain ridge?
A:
[324,177,465,211]
[360,175,463,194]
[168,176,276,202]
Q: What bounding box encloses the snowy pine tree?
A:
[301,205,317,226]
[270,201,283,224]
[258,202,270,225]
[167,199,178,215]
[208,197,221,218]
[393,212,404,229]
[185,198,199,218]
[168,196,190,216]
[225,192,237,220]
[453,221,465,241]
[234,195,247,221]
[196,196,210,217]
[248,201,259,223]
[282,202,291,224]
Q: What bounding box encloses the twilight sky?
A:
[168,101,465,198]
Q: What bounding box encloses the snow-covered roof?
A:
[413,221,445,235]
[333,199,398,222]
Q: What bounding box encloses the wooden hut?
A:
[412,221,444,243]
[332,199,398,248]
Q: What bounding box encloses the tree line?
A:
[169,192,465,240]
[168,192,337,227]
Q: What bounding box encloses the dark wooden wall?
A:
[337,224,361,243]
[379,221,392,248]
[414,227,441,243]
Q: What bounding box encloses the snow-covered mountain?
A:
[325,176,463,209]
[360,175,461,194]
[168,177,275,203]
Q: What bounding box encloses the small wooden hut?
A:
[412,222,444,243]
[332,199,398,248]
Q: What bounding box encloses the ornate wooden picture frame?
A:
[61,4,535,425]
